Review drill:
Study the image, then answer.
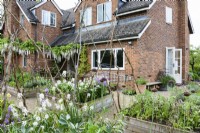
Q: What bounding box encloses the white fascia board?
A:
[30,0,63,15]
[116,0,156,17]
[30,0,47,10]
[51,0,63,15]
[16,2,31,22]
[74,1,82,12]
[138,20,151,38]
[61,23,75,30]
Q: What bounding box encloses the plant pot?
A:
[160,85,168,91]
[137,85,146,93]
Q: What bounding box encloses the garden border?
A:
[124,116,197,133]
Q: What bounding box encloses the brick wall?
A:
[75,0,118,29]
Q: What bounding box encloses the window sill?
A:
[92,68,125,71]
[42,24,56,28]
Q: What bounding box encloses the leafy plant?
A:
[78,45,90,77]
[122,89,136,96]
[160,75,175,86]
[136,77,147,85]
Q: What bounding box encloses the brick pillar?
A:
[178,0,190,83]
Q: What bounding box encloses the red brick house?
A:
[3,0,63,69]
[51,0,194,84]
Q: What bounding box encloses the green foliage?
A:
[50,78,109,103]
[122,89,136,96]
[3,96,124,133]
[160,75,175,86]
[78,45,90,77]
[51,43,80,61]
[187,82,200,93]
[190,46,200,81]
[8,71,50,90]
[122,91,200,131]
[136,77,147,85]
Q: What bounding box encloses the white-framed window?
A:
[22,55,27,67]
[91,48,125,70]
[20,12,25,26]
[42,10,56,27]
[80,7,92,26]
[97,1,112,23]
[166,6,172,24]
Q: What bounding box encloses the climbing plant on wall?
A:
[78,45,90,77]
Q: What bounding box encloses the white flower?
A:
[63,79,67,83]
[66,114,70,120]
[67,94,71,100]
[90,106,94,110]
[30,127,34,131]
[41,126,44,129]
[22,121,27,126]
[62,71,67,77]
[35,116,41,121]
[55,104,60,110]
[13,112,18,117]
[45,114,49,119]
[82,104,88,111]
[57,80,61,85]
[17,93,23,99]
[22,107,28,116]
[71,78,75,82]
[60,104,64,111]
[69,102,73,106]
[87,93,91,98]
[39,93,44,99]
[33,121,38,127]
[58,99,63,104]
[45,99,52,107]
[38,107,42,112]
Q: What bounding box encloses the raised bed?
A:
[124,117,197,133]
[6,86,40,98]
[80,94,113,112]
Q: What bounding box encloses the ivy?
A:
[78,45,90,77]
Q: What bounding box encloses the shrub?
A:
[160,75,175,86]
[122,89,136,96]
[136,77,147,85]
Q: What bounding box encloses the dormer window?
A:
[42,10,56,27]
[97,1,112,23]
[80,7,92,26]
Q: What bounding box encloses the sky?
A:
[54,0,200,47]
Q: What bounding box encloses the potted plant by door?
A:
[160,75,175,91]
[136,77,147,94]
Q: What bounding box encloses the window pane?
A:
[86,8,92,26]
[50,13,55,26]
[100,50,114,68]
[93,51,98,67]
[97,4,103,23]
[104,2,112,21]
[117,50,123,68]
